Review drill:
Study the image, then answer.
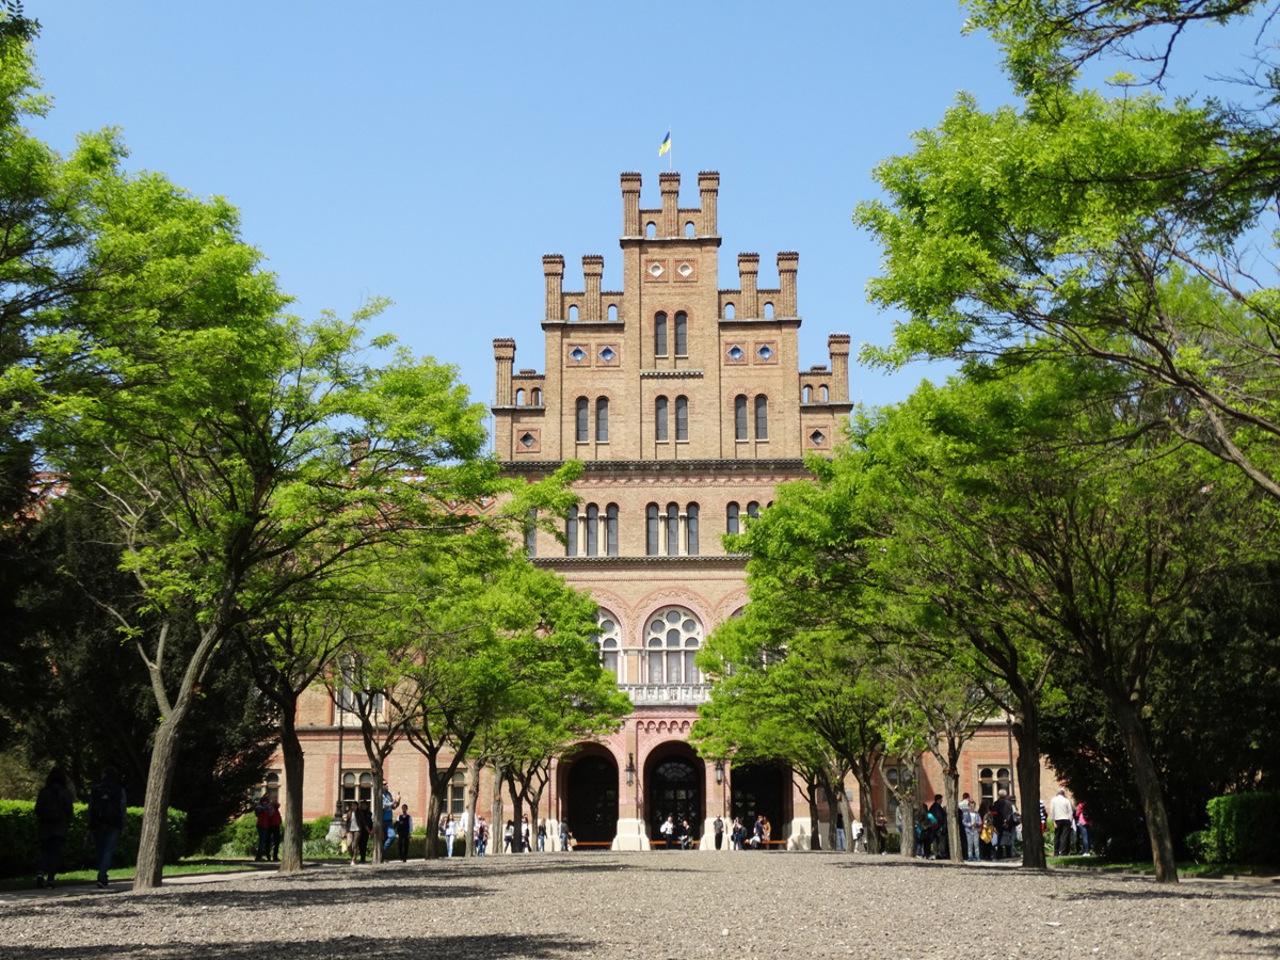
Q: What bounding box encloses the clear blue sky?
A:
[21,1,1251,427]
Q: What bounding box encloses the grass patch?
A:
[1,858,261,893]
[1049,856,1280,878]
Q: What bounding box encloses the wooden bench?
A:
[570,841,613,850]
[648,839,700,850]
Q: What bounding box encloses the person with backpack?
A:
[34,767,74,889]
[87,766,127,889]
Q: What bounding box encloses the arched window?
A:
[608,304,618,321]
[646,607,703,684]
[665,503,679,557]
[724,302,735,319]
[646,503,660,556]
[726,502,740,535]
[596,397,609,442]
[595,612,621,677]
[575,397,589,443]
[734,395,748,441]
[675,396,689,441]
[568,304,579,321]
[565,505,578,557]
[515,388,525,406]
[686,503,699,556]
[820,384,829,401]
[646,221,657,238]
[531,388,542,405]
[525,507,538,557]
[802,385,812,403]
[342,771,375,805]
[747,501,760,520]
[980,767,1012,803]
[585,503,599,556]
[654,312,668,356]
[763,302,774,318]
[655,396,669,442]
[685,221,696,237]
[605,503,619,556]
[755,395,769,440]
[674,311,688,356]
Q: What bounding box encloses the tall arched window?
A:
[726,502,740,535]
[646,222,657,238]
[755,395,769,440]
[525,507,538,557]
[586,503,600,556]
[665,503,679,556]
[646,503,660,556]
[674,311,688,356]
[607,304,618,321]
[734,395,748,441]
[654,312,668,357]
[575,397,589,443]
[763,302,774,318]
[655,396,669,442]
[606,503,619,556]
[565,505,579,557]
[531,388,542,405]
[724,302,736,319]
[686,503,699,555]
[675,396,689,441]
[595,612,621,677]
[747,501,760,521]
[803,385,812,403]
[515,388,525,406]
[596,397,609,442]
[646,607,702,684]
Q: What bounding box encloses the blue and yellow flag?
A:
[658,131,671,157]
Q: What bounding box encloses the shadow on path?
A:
[0,932,597,960]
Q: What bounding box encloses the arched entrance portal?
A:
[730,761,787,840]
[647,753,704,844]
[565,755,618,844]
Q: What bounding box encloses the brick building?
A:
[286,172,1031,850]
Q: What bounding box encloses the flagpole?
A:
[667,125,672,172]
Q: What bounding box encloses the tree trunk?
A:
[855,773,875,854]
[507,774,525,852]
[370,763,385,865]
[1013,704,1046,871]
[465,757,481,859]
[278,698,305,873]
[489,766,503,855]
[805,780,820,850]
[1108,692,1179,883]
[133,713,184,890]
[945,739,963,864]
[424,778,444,860]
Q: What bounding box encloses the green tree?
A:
[866,363,1267,881]
[858,0,1280,500]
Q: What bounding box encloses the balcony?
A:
[619,683,711,706]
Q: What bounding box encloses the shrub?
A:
[1201,792,1280,865]
[883,831,902,854]
[0,801,186,878]
[307,816,333,842]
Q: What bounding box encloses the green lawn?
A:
[1049,855,1279,878]
[1,859,263,893]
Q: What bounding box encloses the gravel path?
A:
[3,852,1278,959]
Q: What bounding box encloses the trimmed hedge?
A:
[1198,792,1280,865]
[0,800,187,878]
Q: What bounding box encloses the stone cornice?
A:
[501,458,809,476]
[533,555,748,569]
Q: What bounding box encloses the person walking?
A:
[87,766,127,889]
[356,800,374,863]
[559,820,570,852]
[503,819,515,853]
[874,810,889,855]
[267,801,283,862]
[713,815,724,851]
[34,768,74,889]
[1075,800,1092,856]
[253,795,272,862]
[444,814,457,857]
[835,812,846,852]
[396,804,412,862]
[660,815,675,849]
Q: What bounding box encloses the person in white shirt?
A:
[1049,788,1074,856]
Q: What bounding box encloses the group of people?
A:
[33,765,128,890]
[252,795,283,862]
[910,787,1092,862]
